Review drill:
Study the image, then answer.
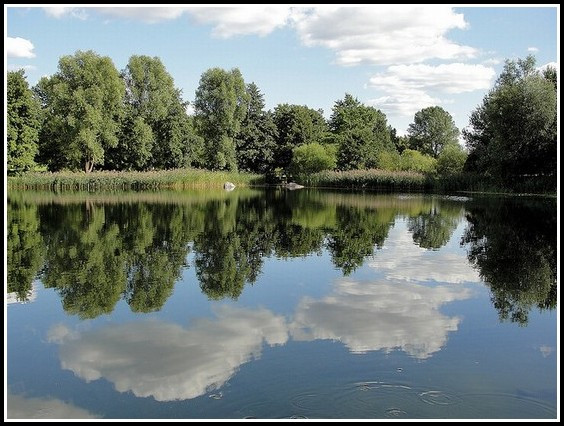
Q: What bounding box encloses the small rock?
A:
[224,182,236,191]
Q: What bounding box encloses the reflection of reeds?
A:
[7,187,262,206]
[7,168,264,191]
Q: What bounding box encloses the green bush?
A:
[437,145,467,176]
[400,149,437,174]
[289,143,337,179]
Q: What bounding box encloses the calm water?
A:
[6,189,557,419]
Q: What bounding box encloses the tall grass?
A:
[308,169,428,192]
[7,168,265,191]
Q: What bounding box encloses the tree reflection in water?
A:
[6,190,556,324]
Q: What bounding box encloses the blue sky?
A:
[5,5,558,137]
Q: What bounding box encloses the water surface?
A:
[6,189,557,419]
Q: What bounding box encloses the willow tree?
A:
[35,50,124,172]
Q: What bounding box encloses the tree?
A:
[400,149,437,174]
[407,106,459,158]
[436,144,467,176]
[273,104,328,170]
[7,199,45,301]
[7,70,41,174]
[35,50,124,172]
[235,82,278,173]
[462,197,556,325]
[330,94,395,170]
[464,56,556,187]
[289,143,336,178]
[194,67,249,171]
[104,55,198,170]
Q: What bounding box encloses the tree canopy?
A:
[464,55,557,187]
[407,106,459,158]
[35,50,125,172]
[7,70,41,174]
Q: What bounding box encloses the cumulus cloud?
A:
[7,392,99,419]
[527,46,539,52]
[367,63,495,117]
[50,306,288,401]
[189,7,292,38]
[291,278,470,359]
[7,37,36,58]
[538,62,558,73]
[367,91,441,118]
[369,219,481,284]
[291,6,476,66]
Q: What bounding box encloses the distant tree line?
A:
[7,51,556,189]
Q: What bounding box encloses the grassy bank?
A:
[307,169,428,192]
[7,168,264,191]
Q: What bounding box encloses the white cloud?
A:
[50,306,288,401]
[7,37,36,58]
[291,6,476,66]
[291,278,470,359]
[94,7,188,23]
[538,62,558,73]
[7,392,99,419]
[527,46,539,52]
[367,90,441,118]
[367,63,495,117]
[539,345,554,358]
[43,7,87,20]
[369,219,481,284]
[370,63,495,95]
[189,7,292,38]
[482,58,501,66]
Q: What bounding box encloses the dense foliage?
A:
[7,51,556,192]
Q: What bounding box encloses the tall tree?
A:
[194,67,249,171]
[407,106,459,158]
[464,56,557,186]
[235,82,278,173]
[35,50,124,172]
[7,70,41,174]
[329,94,395,170]
[105,55,199,170]
[273,104,328,170]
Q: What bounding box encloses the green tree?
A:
[464,56,557,187]
[400,149,437,174]
[407,106,459,158]
[273,104,328,170]
[105,56,198,170]
[194,67,249,171]
[7,70,41,174]
[7,199,45,301]
[407,206,459,250]
[462,197,556,325]
[330,94,395,170]
[40,203,126,319]
[436,144,467,176]
[235,82,278,173]
[35,50,124,172]
[289,143,336,178]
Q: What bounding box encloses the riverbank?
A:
[7,168,555,196]
[7,168,264,191]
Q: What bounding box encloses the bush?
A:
[289,143,337,179]
[376,150,401,171]
[437,145,467,176]
[400,149,437,174]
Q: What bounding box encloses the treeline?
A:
[7,51,556,191]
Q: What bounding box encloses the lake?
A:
[6,189,557,419]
